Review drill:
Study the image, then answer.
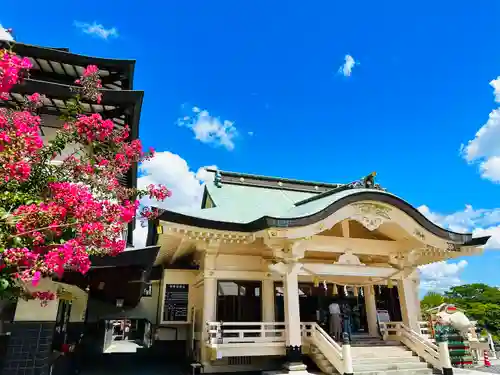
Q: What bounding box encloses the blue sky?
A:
[1,0,499,294]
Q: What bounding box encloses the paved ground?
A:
[457,368,500,375]
[80,364,186,375]
[104,340,142,353]
[455,359,500,375]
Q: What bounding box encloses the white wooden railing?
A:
[302,322,344,373]
[205,322,344,373]
[380,321,441,369]
[206,321,286,345]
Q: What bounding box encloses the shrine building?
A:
[145,168,489,374]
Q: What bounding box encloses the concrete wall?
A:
[41,115,87,164]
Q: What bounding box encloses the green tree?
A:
[443,284,500,340]
[420,291,446,318]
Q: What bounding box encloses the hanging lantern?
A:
[353,287,359,297]
[332,284,338,295]
[313,277,320,288]
[387,279,394,289]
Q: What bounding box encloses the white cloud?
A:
[419,260,468,293]
[473,226,500,249]
[417,204,500,292]
[178,107,237,150]
[132,151,215,247]
[418,204,500,236]
[338,54,357,77]
[0,25,13,41]
[461,78,500,182]
[73,21,118,40]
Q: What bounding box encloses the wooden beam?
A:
[301,263,398,278]
[170,238,193,263]
[341,220,350,238]
[306,235,409,255]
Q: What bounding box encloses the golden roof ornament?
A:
[214,170,222,188]
[363,171,377,188]
[348,171,386,191]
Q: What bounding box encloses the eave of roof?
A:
[90,246,160,268]
[3,78,143,143]
[157,188,491,246]
[0,41,136,90]
[9,78,143,107]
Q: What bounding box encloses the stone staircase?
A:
[309,335,434,375]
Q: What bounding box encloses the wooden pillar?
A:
[364,285,378,337]
[397,276,420,332]
[283,262,302,364]
[262,278,275,322]
[200,247,218,365]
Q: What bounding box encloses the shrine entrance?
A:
[274,282,369,335]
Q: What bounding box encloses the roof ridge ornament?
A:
[348,171,386,191]
[214,170,222,188]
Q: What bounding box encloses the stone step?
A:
[352,355,421,364]
[351,344,408,350]
[350,341,401,347]
[351,350,415,359]
[310,356,336,374]
[351,346,411,353]
[353,361,429,372]
[355,369,432,375]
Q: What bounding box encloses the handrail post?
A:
[342,332,353,375]
[436,329,453,375]
[219,321,224,344]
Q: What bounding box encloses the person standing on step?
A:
[328,300,342,341]
[341,302,352,341]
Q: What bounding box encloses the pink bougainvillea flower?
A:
[0,57,172,302]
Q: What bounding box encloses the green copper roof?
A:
[178,183,315,223]
[160,169,390,224]
[170,182,397,224]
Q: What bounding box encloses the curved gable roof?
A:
[158,185,490,247]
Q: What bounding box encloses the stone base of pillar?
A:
[263,360,313,375]
[285,345,302,363]
[283,362,307,371]
[282,345,307,374]
[1,321,55,375]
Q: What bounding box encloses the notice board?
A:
[163,284,189,322]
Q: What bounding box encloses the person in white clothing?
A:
[328,301,342,341]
